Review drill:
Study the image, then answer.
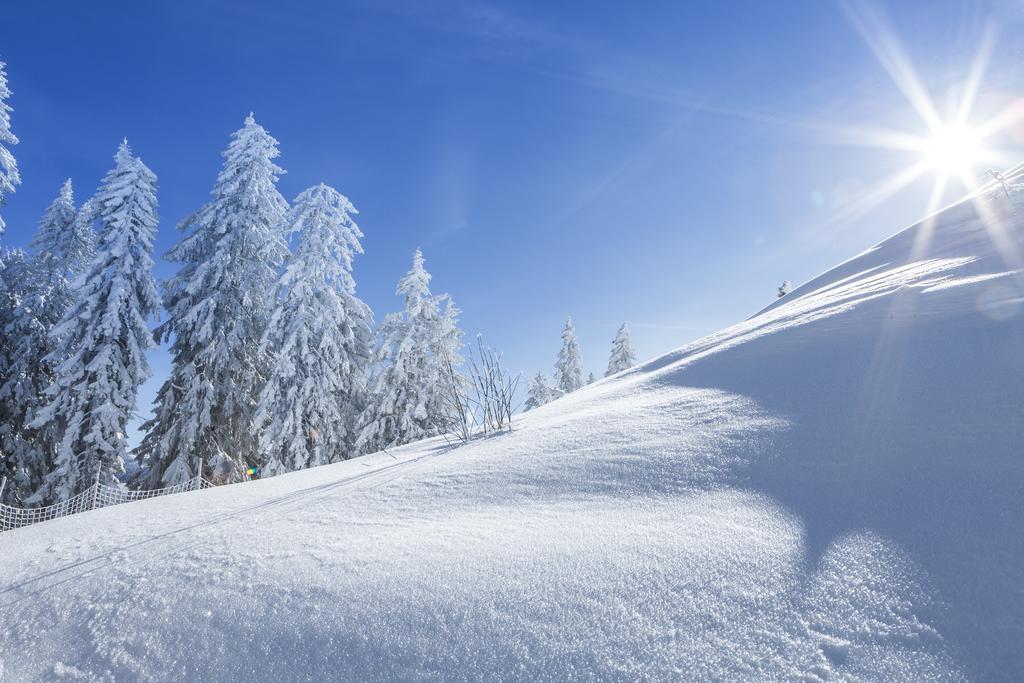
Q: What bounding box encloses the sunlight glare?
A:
[920,124,982,177]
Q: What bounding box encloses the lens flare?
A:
[833,1,1024,271]
[919,124,982,177]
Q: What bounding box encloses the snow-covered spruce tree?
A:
[28,182,97,346]
[0,61,20,237]
[524,372,553,411]
[136,115,289,487]
[38,188,97,281]
[28,142,159,504]
[0,181,96,501]
[0,250,34,501]
[605,322,636,377]
[554,317,583,394]
[254,184,373,476]
[356,250,464,454]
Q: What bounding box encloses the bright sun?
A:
[920,124,983,177]
[829,3,1024,232]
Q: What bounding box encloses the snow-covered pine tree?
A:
[0,249,34,501]
[31,180,78,273]
[587,372,596,385]
[524,372,553,410]
[0,181,96,501]
[57,194,98,279]
[778,281,792,298]
[605,322,636,377]
[254,184,373,476]
[0,61,20,237]
[30,181,96,331]
[28,142,159,503]
[554,317,583,394]
[356,250,464,454]
[136,114,289,487]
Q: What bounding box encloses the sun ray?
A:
[908,171,948,262]
[955,23,997,127]
[820,160,931,232]
[840,0,944,132]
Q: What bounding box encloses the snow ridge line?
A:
[0,474,211,532]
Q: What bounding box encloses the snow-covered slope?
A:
[2,188,1023,681]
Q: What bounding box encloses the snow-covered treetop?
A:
[168,113,288,267]
[606,322,637,377]
[66,198,99,278]
[31,179,78,276]
[0,61,22,235]
[525,372,553,411]
[397,248,432,313]
[555,317,584,394]
[92,140,159,293]
[282,183,363,294]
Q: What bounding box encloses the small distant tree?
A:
[777,281,792,298]
[524,372,553,411]
[605,322,636,377]
[554,317,583,394]
[587,372,596,385]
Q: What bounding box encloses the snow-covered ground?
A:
[2,187,1023,681]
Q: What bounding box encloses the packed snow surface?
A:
[2,189,1024,681]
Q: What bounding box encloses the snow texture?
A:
[1,186,1023,679]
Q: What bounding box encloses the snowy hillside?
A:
[2,186,1023,681]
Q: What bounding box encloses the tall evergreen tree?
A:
[524,372,553,411]
[254,184,373,476]
[0,181,96,501]
[137,114,289,487]
[0,250,33,501]
[29,142,159,503]
[605,322,636,377]
[356,250,463,454]
[554,317,583,394]
[0,61,20,237]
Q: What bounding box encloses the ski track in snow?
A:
[2,190,1024,680]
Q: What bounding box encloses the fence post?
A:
[91,465,102,510]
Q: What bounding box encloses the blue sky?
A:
[2,0,1023,437]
